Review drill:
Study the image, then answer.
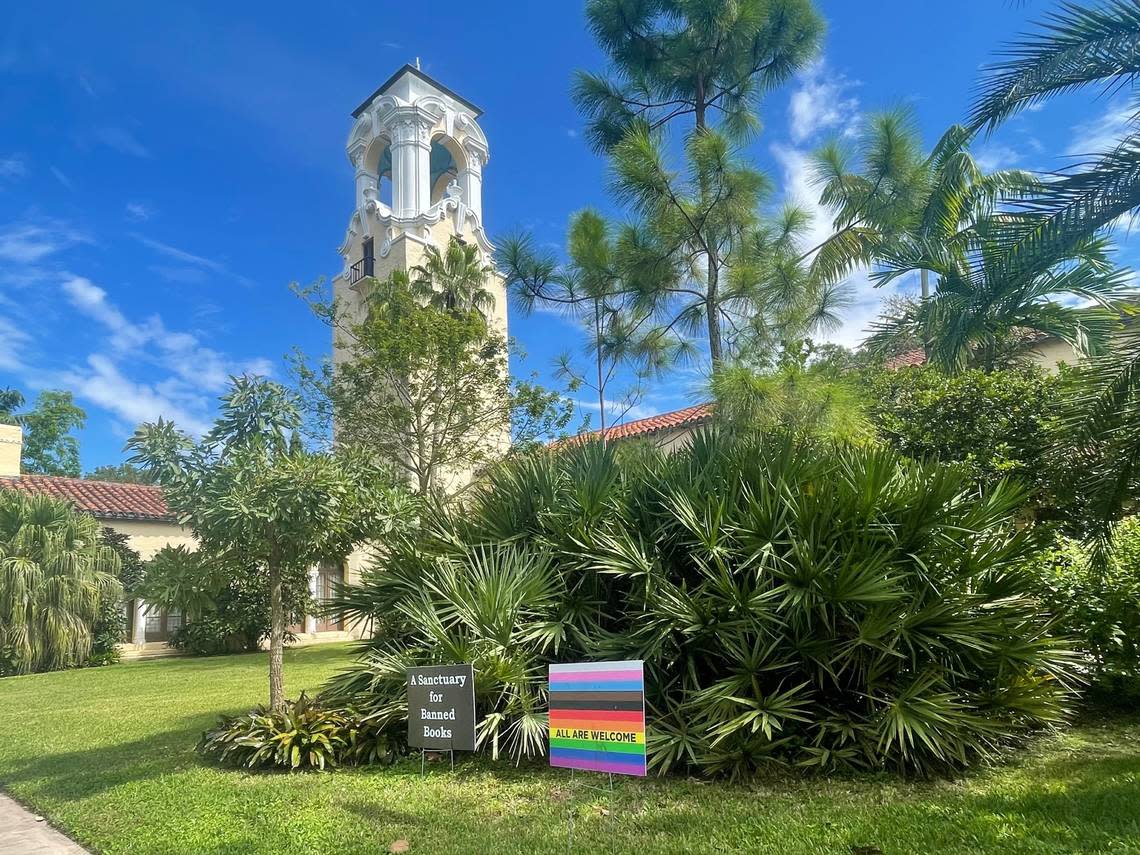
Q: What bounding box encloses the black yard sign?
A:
[406,664,476,751]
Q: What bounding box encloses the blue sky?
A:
[2,1,1136,471]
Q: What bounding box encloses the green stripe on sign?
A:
[549,737,645,755]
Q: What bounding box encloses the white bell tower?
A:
[334,64,504,339]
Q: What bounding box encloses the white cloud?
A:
[1067,99,1136,157]
[788,62,860,145]
[93,126,151,158]
[0,315,30,372]
[60,275,271,393]
[125,202,154,222]
[773,64,909,351]
[973,143,1023,173]
[0,156,27,180]
[49,166,74,190]
[60,355,213,437]
[133,234,254,287]
[56,275,274,435]
[770,143,834,255]
[0,220,92,265]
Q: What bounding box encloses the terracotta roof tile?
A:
[0,475,173,522]
[557,403,714,446]
[884,348,927,370]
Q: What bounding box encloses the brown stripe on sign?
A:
[549,691,643,703]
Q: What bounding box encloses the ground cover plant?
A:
[0,644,1137,855]
[325,431,1078,778]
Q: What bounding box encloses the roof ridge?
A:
[6,473,163,490]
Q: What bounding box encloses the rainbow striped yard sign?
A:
[548,660,646,777]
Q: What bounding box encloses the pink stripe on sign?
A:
[550,670,643,683]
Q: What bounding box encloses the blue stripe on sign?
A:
[548,680,644,692]
[549,745,647,766]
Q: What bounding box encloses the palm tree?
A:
[810,110,1039,290]
[812,110,1124,370]
[969,1,1140,528]
[969,0,1140,266]
[866,226,1126,372]
[0,492,121,674]
[410,238,495,319]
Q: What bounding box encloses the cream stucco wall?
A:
[103,518,196,560]
[1027,338,1081,373]
[0,424,21,478]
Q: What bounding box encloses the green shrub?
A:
[140,546,308,655]
[86,527,146,667]
[1037,521,1140,702]
[868,365,1062,490]
[198,693,396,770]
[323,431,1077,778]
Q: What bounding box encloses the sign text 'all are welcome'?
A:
[407,664,476,752]
[548,660,646,777]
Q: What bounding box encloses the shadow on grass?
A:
[948,753,1140,850]
[0,711,218,802]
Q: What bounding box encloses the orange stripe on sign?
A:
[548,709,643,724]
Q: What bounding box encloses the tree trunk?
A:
[920,268,930,300]
[694,82,720,363]
[695,77,706,131]
[268,558,285,713]
[595,298,607,444]
[707,253,722,365]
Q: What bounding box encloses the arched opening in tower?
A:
[429,138,463,205]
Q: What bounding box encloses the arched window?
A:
[429,136,465,205]
[364,135,394,209]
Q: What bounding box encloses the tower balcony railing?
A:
[348,256,375,285]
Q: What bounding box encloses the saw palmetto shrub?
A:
[322,431,1078,777]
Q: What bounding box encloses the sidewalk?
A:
[0,793,90,854]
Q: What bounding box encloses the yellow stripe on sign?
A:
[548,727,645,745]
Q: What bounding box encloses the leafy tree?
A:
[574,0,824,148]
[1036,520,1140,703]
[531,0,837,372]
[0,491,120,674]
[85,463,157,484]
[0,389,86,477]
[865,221,1125,372]
[127,375,411,711]
[138,545,309,655]
[811,111,1037,290]
[868,364,1065,498]
[811,110,1125,371]
[88,526,146,666]
[0,388,22,418]
[297,271,569,496]
[612,112,847,365]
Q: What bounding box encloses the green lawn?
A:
[0,645,1137,855]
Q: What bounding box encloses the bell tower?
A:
[334,64,505,339]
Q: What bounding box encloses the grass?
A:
[0,645,1137,855]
